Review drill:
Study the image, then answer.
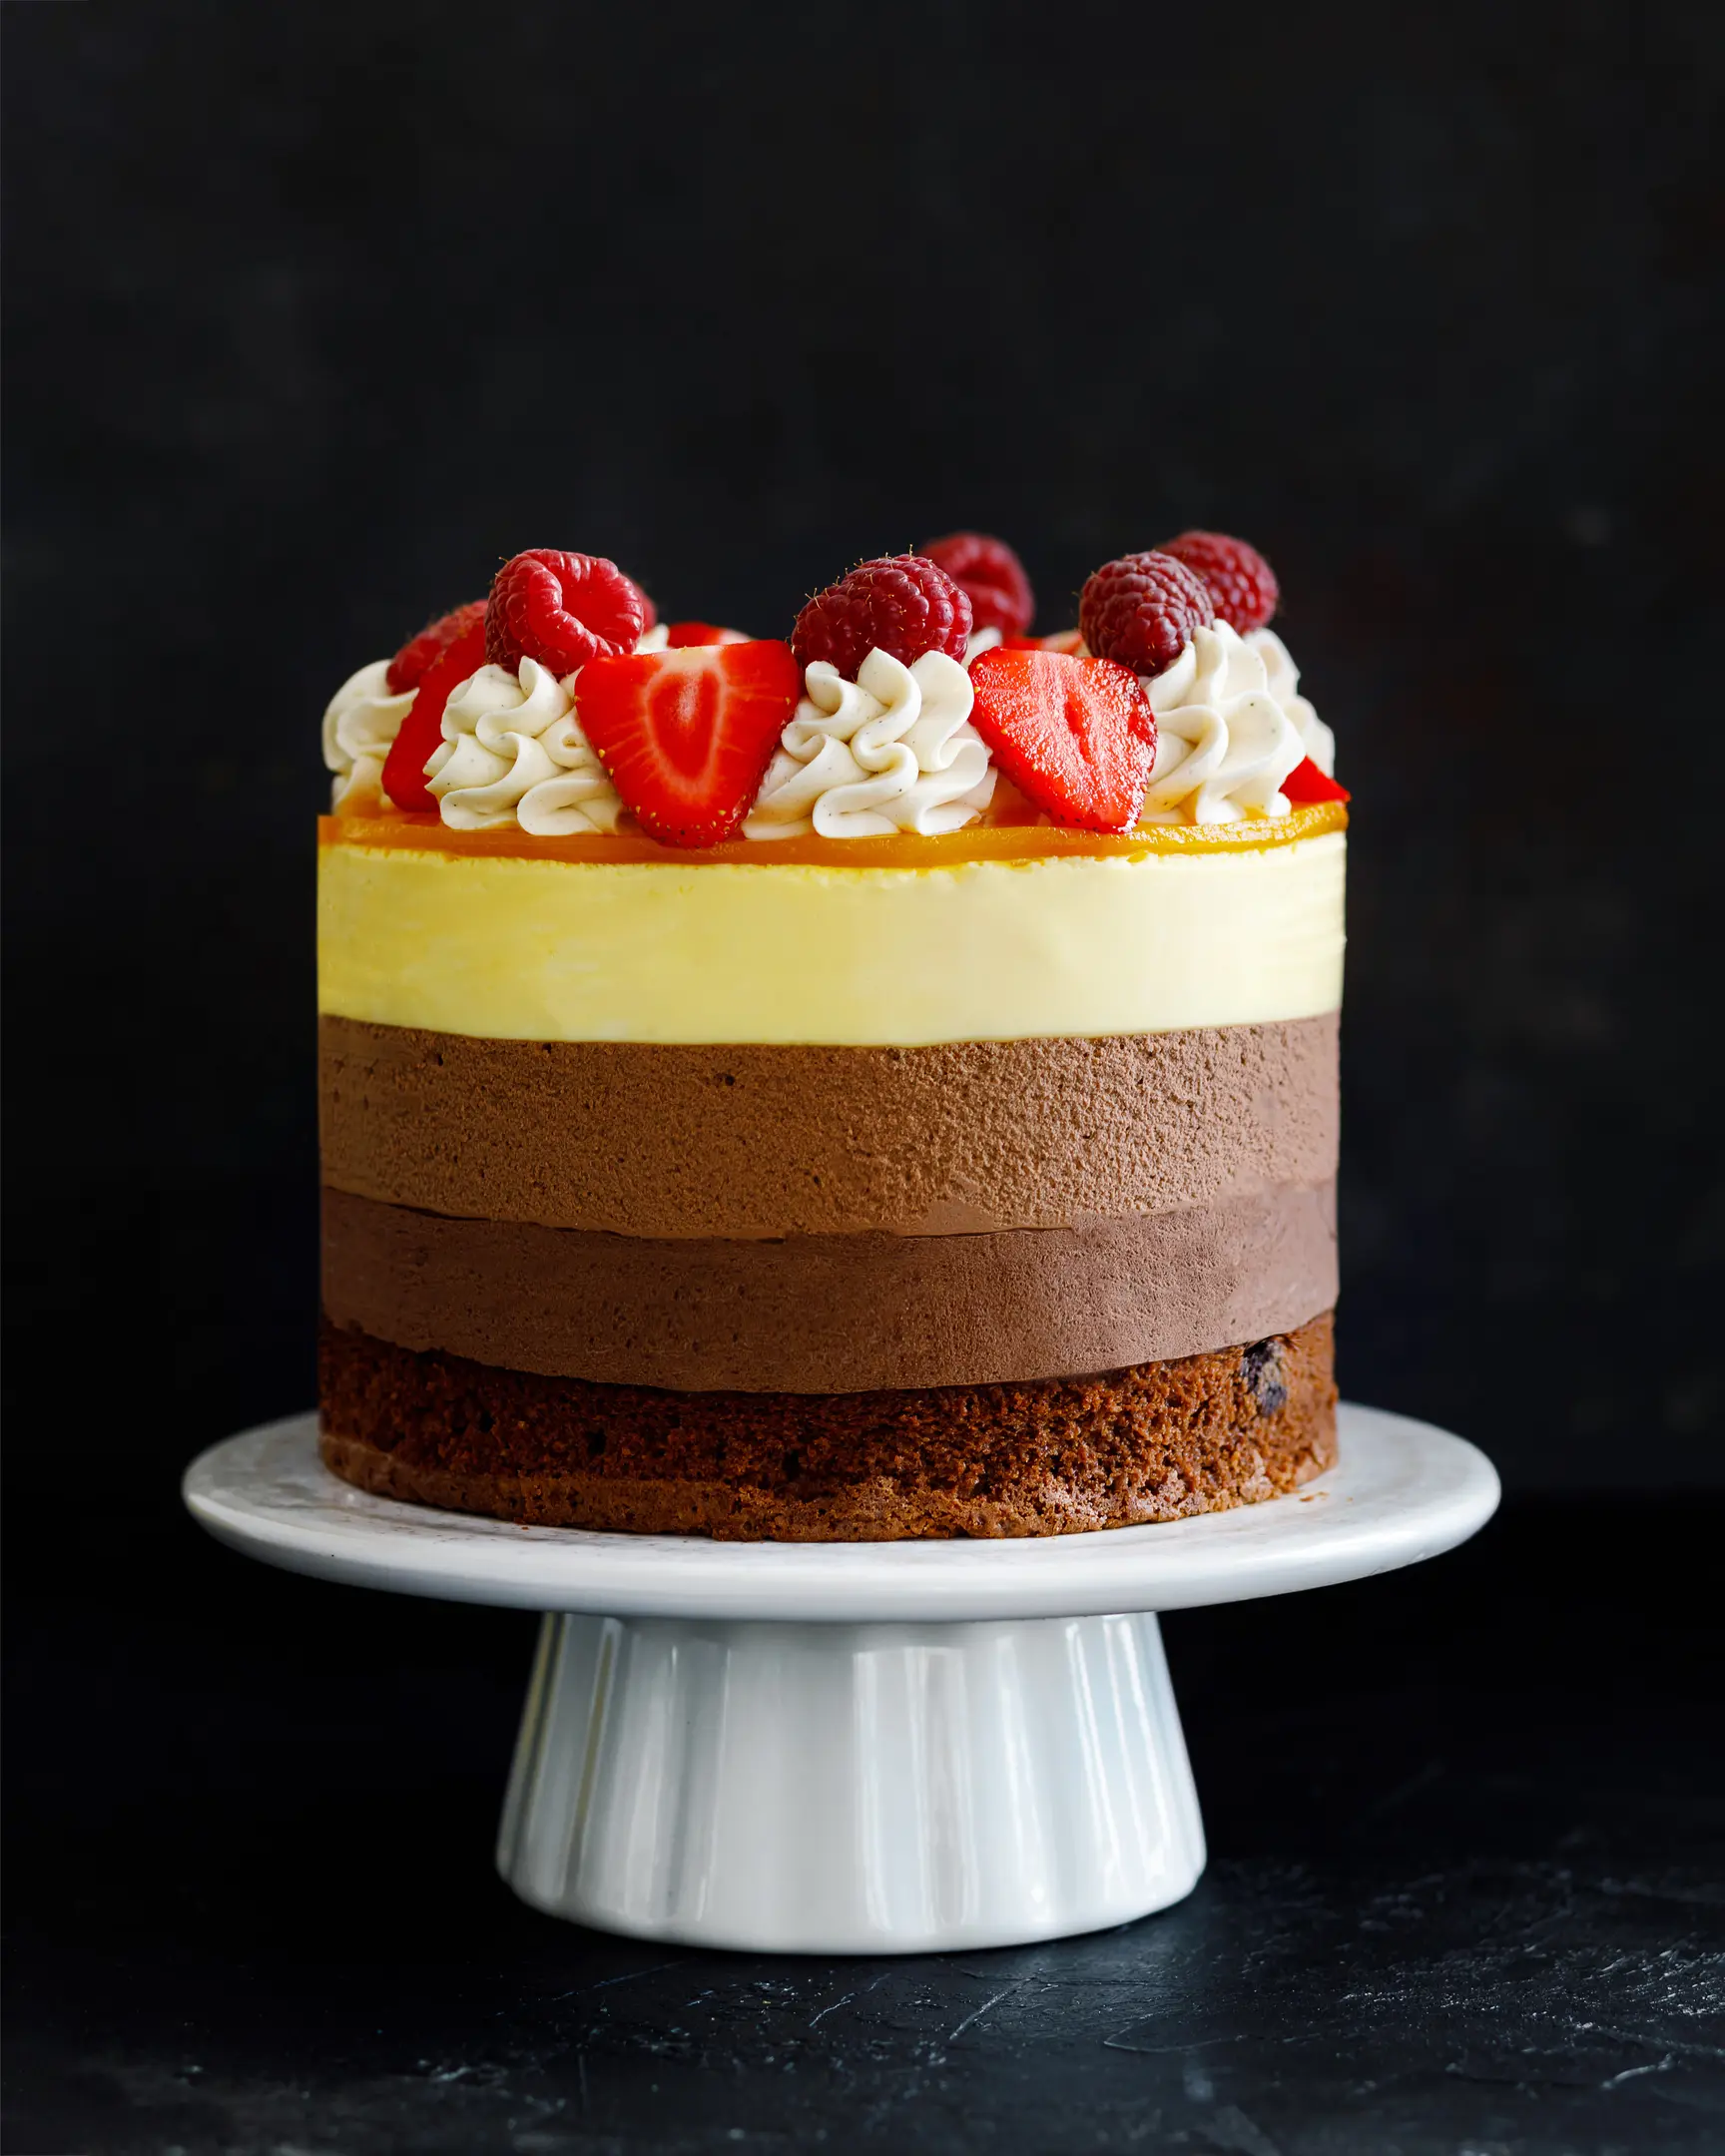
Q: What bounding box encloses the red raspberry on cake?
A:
[623,574,658,636]
[381,613,489,812]
[384,600,486,696]
[1159,530,1280,633]
[576,640,803,848]
[920,532,1035,638]
[1079,551,1214,680]
[485,549,645,676]
[791,555,972,682]
[968,647,1157,833]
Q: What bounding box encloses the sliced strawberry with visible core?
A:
[1282,757,1350,804]
[967,647,1157,833]
[666,621,748,647]
[575,639,802,848]
[381,618,488,812]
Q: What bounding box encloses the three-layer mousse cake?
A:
[317,532,1348,1537]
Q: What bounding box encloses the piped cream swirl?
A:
[1247,627,1336,776]
[745,649,995,839]
[426,661,624,835]
[1143,623,1313,823]
[321,661,415,812]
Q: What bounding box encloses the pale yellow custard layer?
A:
[317,821,1346,1046]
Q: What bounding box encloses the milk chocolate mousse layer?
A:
[322,1180,1337,1392]
[318,1014,1340,1237]
[318,1312,1337,1540]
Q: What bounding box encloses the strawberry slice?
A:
[576,639,802,848]
[666,621,749,648]
[1282,756,1351,805]
[968,647,1157,832]
[381,617,488,812]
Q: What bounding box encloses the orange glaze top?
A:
[318,798,1348,868]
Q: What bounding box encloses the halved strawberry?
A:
[381,616,488,812]
[576,639,802,848]
[666,621,749,648]
[968,647,1156,833]
[1282,757,1350,805]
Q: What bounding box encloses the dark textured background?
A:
[6,6,1724,2152]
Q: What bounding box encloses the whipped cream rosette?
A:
[745,648,996,840]
[425,660,625,835]
[321,660,415,812]
[1142,622,1317,824]
[1246,627,1336,776]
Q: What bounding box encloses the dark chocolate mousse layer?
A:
[317,1014,1340,1238]
[318,1312,1337,1540]
[322,1180,1337,1393]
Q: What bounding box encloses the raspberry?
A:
[791,555,972,681]
[1078,550,1214,680]
[385,600,486,695]
[920,531,1034,637]
[484,550,645,676]
[623,574,658,635]
[1159,530,1280,632]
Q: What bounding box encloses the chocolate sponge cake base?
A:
[318,1312,1337,1541]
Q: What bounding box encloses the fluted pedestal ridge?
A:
[497,1610,1206,1953]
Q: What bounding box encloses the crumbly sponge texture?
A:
[317,1313,1337,1541]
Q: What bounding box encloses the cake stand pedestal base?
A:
[500,1611,1202,1952]
[185,1403,1497,1956]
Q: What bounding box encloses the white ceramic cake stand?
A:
[183,1404,1497,1955]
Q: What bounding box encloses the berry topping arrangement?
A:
[791,555,972,679]
[920,532,1035,638]
[576,641,803,848]
[485,549,645,675]
[322,526,1342,844]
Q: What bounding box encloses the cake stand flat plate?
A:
[184,1405,1497,1623]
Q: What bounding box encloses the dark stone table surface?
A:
[6,1492,1722,2154]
